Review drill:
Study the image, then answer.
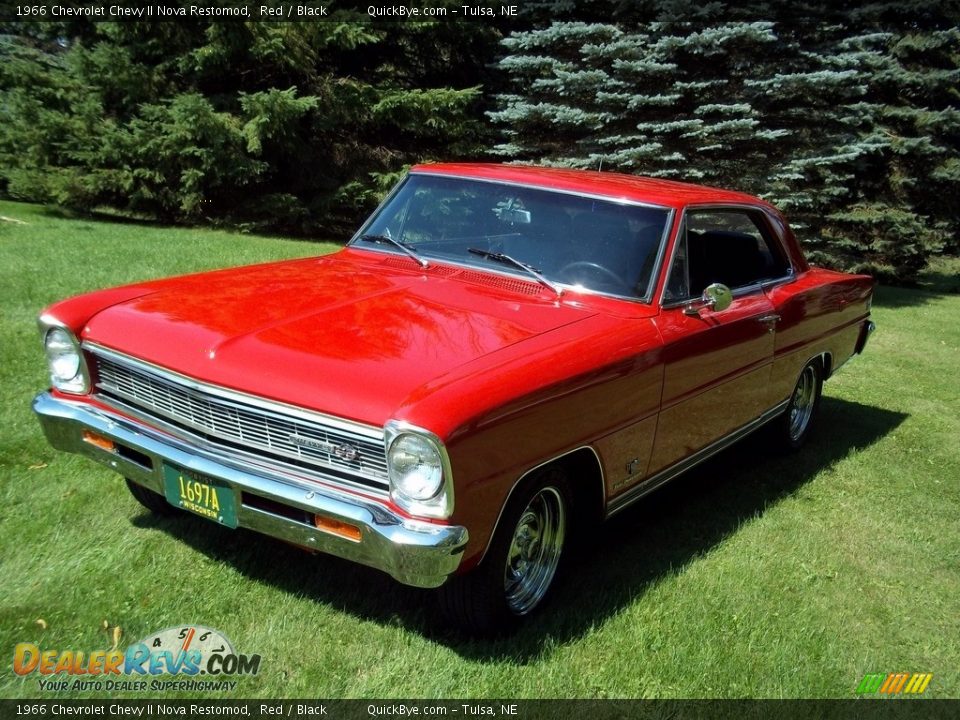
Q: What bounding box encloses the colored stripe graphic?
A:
[904,674,933,694]
[858,672,932,695]
[880,673,908,694]
[856,673,886,693]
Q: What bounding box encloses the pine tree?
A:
[490,0,959,281]
[0,6,500,234]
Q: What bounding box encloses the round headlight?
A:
[388,434,443,501]
[45,328,81,382]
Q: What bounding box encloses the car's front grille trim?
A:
[85,344,389,491]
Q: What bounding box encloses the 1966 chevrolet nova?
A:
[34,164,875,633]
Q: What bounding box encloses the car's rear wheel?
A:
[439,468,569,636]
[125,478,178,515]
[773,360,823,450]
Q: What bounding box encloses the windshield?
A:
[351,174,672,301]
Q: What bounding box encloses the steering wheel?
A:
[558,261,629,291]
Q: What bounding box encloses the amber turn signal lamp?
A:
[313,515,362,542]
[82,430,116,453]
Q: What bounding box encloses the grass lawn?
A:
[1,200,957,699]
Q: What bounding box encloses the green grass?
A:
[1,201,958,699]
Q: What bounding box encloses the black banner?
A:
[0,700,957,720]
[1,1,525,24]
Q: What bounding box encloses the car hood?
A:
[83,250,596,427]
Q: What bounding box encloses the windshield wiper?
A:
[358,234,429,268]
[467,248,563,297]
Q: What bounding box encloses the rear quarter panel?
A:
[765,268,874,402]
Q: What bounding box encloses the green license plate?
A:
[162,464,238,529]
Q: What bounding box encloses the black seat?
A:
[691,230,766,291]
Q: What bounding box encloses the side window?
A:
[665,210,790,301]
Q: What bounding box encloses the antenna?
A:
[598,158,603,173]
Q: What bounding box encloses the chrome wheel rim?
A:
[504,487,566,615]
[788,366,816,442]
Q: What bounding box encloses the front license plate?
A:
[162,464,238,529]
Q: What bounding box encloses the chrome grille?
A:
[90,348,388,491]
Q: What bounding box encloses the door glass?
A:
[665,210,790,301]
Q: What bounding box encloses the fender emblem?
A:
[289,435,359,462]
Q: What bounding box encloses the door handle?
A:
[757,314,780,332]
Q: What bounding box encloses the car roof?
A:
[410,163,768,211]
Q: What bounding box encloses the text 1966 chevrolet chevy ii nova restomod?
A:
[34,164,875,634]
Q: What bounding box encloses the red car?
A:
[34,164,875,634]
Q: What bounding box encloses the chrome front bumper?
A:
[33,392,468,588]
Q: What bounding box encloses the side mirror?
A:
[683,282,733,316]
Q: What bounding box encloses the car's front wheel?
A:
[125,478,178,515]
[439,468,569,636]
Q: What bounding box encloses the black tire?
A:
[125,478,178,515]
[439,467,570,636]
[772,360,823,451]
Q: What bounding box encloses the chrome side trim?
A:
[661,280,768,311]
[33,392,467,588]
[477,446,604,565]
[605,399,790,517]
[760,269,797,291]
